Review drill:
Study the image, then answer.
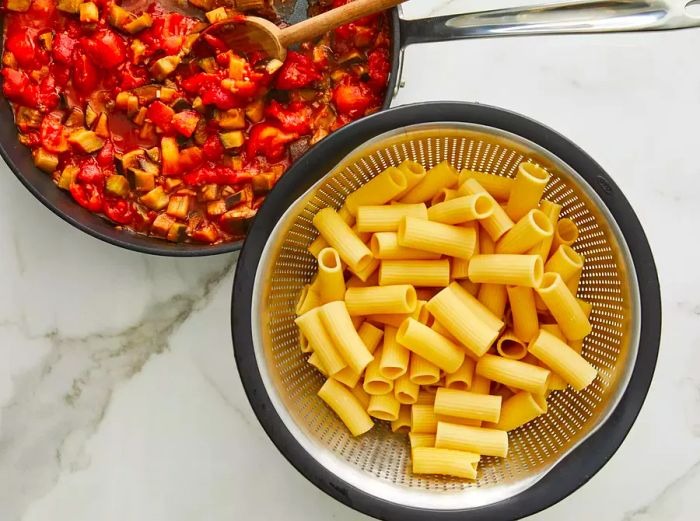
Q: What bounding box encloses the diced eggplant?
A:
[131,39,146,64]
[187,0,213,11]
[105,175,130,197]
[38,32,53,52]
[191,222,218,243]
[33,148,59,173]
[79,2,99,23]
[58,165,79,190]
[84,104,98,128]
[138,121,156,141]
[224,190,244,209]
[140,186,170,210]
[244,99,264,124]
[192,119,208,146]
[127,168,155,192]
[252,172,276,195]
[270,164,285,177]
[16,107,42,129]
[310,127,329,145]
[192,96,205,114]
[166,195,190,219]
[235,0,266,11]
[68,129,104,153]
[132,107,147,126]
[215,108,245,130]
[164,178,182,191]
[180,33,200,56]
[170,98,191,112]
[159,86,177,102]
[264,58,283,74]
[126,95,140,118]
[289,138,310,162]
[6,0,31,12]
[205,7,229,23]
[150,55,180,81]
[337,50,365,65]
[57,0,81,13]
[115,91,131,110]
[223,184,252,205]
[197,57,217,74]
[296,89,318,102]
[107,4,132,28]
[137,156,160,175]
[206,200,227,216]
[198,184,220,202]
[219,130,244,150]
[220,206,256,236]
[123,13,153,34]
[267,89,290,103]
[146,146,160,163]
[93,112,110,138]
[167,222,188,243]
[161,137,179,175]
[151,213,175,237]
[132,84,160,105]
[65,107,84,128]
[229,156,243,170]
[120,148,145,171]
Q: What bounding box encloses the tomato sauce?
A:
[1,0,390,244]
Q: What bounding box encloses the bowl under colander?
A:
[232,102,660,520]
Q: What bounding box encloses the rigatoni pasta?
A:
[475,354,551,395]
[313,208,373,273]
[344,166,408,215]
[427,194,495,224]
[434,388,502,423]
[356,203,428,233]
[399,161,459,204]
[536,273,592,340]
[506,162,550,222]
[496,209,553,254]
[370,232,442,260]
[318,379,374,436]
[468,254,544,288]
[458,170,514,201]
[316,248,346,303]
[379,259,451,287]
[398,216,477,259]
[412,447,479,480]
[396,318,465,373]
[345,285,418,316]
[435,422,509,457]
[528,329,597,391]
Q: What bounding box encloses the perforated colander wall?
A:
[255,125,637,506]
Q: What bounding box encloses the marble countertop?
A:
[1,1,699,520]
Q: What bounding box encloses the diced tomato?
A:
[2,68,38,108]
[202,34,229,54]
[202,133,224,160]
[69,182,103,212]
[120,63,148,91]
[274,52,321,90]
[5,27,47,70]
[52,33,77,65]
[333,80,372,117]
[82,29,127,69]
[171,110,200,138]
[73,55,100,94]
[178,146,204,170]
[182,164,253,186]
[97,140,116,167]
[103,197,134,224]
[367,48,390,91]
[36,74,59,111]
[246,123,297,162]
[40,111,69,153]
[76,158,104,184]
[146,101,175,133]
[264,100,312,135]
[201,83,237,110]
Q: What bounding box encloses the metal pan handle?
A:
[400,0,700,45]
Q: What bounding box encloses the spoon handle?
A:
[278,0,405,47]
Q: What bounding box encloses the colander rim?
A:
[231,101,661,521]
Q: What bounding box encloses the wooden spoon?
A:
[202,0,406,61]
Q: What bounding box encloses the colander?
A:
[232,102,661,520]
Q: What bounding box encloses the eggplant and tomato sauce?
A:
[1,0,390,244]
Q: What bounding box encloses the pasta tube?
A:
[496,209,554,254]
[379,259,451,287]
[363,347,393,395]
[299,331,311,353]
[356,203,428,233]
[398,216,477,259]
[295,308,347,375]
[344,166,408,215]
[458,170,514,201]
[475,354,551,395]
[470,374,492,395]
[395,373,420,404]
[370,232,442,260]
[477,283,508,319]
[396,318,465,374]
[350,382,371,409]
[527,199,562,261]
[496,330,528,360]
[550,218,579,255]
[313,208,373,273]
[296,284,321,316]
[506,162,550,222]
[528,329,597,391]
[409,432,436,448]
[435,422,509,457]
[345,285,418,316]
[459,178,514,240]
[412,447,479,480]
[333,322,385,387]
[308,351,328,376]
[431,188,459,205]
[468,254,544,288]
[536,273,592,340]
[368,392,401,422]
[545,245,584,282]
[411,404,439,433]
[380,326,410,379]
[538,324,571,390]
[409,354,441,385]
[487,391,547,432]
[318,378,374,436]
[506,285,539,343]
[391,405,413,432]
[396,160,427,197]
[319,301,374,374]
[317,248,346,303]
[445,358,475,391]
[434,388,502,423]
[308,236,329,258]
[427,194,495,224]
[399,161,459,203]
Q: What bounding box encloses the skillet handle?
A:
[400,0,700,45]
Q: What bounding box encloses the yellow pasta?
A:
[319,301,374,376]
[356,203,428,233]
[536,273,592,340]
[430,187,459,205]
[496,209,554,254]
[427,194,495,224]
[363,355,393,395]
[299,331,311,353]
[313,208,373,273]
[487,391,547,432]
[550,218,579,254]
[545,245,584,282]
[479,227,496,254]
[368,392,401,421]
[398,216,477,259]
[426,284,502,358]
[391,405,413,432]
[358,322,384,354]
[506,162,551,222]
[527,199,562,261]
[409,354,441,385]
[296,284,321,316]
[396,318,465,374]
[477,283,508,319]
[308,236,328,258]
[345,166,408,215]
[416,390,436,404]
[468,254,544,288]
[459,279,480,296]
[459,178,514,240]
[317,248,346,303]
[538,324,571,390]
[496,330,528,360]
[458,170,514,201]
[345,284,418,316]
[346,270,379,288]
[470,374,492,395]
[295,308,347,375]
[308,351,328,376]
[435,422,509,458]
[379,259,451,287]
[399,161,459,204]
[445,358,475,391]
[411,404,439,433]
[434,388,502,423]
[491,384,515,401]
[395,373,420,404]
[370,232,442,260]
[451,257,470,280]
[412,447,479,480]
[380,326,410,380]
[348,383,370,411]
[318,378,374,436]
[409,432,436,448]
[368,313,411,329]
[506,285,539,343]
[475,354,550,395]
[396,160,427,197]
[528,329,597,391]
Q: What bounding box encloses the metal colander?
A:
[233,103,660,520]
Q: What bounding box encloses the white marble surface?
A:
[1,1,700,520]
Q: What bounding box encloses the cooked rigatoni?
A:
[363,347,393,395]
[458,170,514,201]
[427,194,495,224]
[395,373,420,404]
[431,187,459,205]
[459,178,514,240]
[319,301,374,374]
[411,404,439,434]
[550,217,579,254]
[296,308,347,376]
[345,166,407,215]
[468,254,544,288]
[317,248,346,303]
[345,285,417,316]
[391,405,413,432]
[545,244,584,282]
[380,326,410,379]
[397,318,465,373]
[409,354,441,385]
[313,208,373,273]
[368,392,401,421]
[496,209,554,254]
[396,160,427,197]
[487,391,548,432]
[506,285,539,343]
[435,422,509,457]
[434,388,502,423]
[445,358,475,391]
[370,232,442,260]
[308,351,328,376]
[506,162,550,222]
[379,259,451,287]
[477,283,508,319]
[296,284,320,316]
[496,330,528,360]
[399,161,459,203]
[527,199,562,261]
[412,447,479,480]
[398,216,477,259]
[475,354,551,395]
[356,203,428,233]
[528,329,597,391]
[536,273,592,340]
[409,432,436,448]
[318,379,374,436]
